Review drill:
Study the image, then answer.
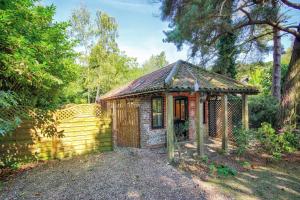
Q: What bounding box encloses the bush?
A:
[233,125,255,155]
[256,122,299,159]
[209,163,237,177]
[249,95,279,128]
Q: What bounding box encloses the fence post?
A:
[221,94,228,152]
[196,92,204,157]
[242,94,249,130]
[166,93,174,162]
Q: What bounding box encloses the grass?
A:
[204,161,300,200]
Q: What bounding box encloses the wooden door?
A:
[116,101,140,148]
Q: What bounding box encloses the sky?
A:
[42,0,299,64]
[42,0,188,64]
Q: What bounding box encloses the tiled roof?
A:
[101,60,259,100]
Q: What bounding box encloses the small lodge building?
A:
[101,60,258,159]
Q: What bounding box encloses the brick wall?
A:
[139,96,167,148]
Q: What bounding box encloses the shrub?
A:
[233,125,255,155]
[249,95,279,128]
[256,122,299,159]
[209,163,237,177]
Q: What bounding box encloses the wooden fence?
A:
[0,104,112,167]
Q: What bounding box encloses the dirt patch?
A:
[0,148,231,200]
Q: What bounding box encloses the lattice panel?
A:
[55,104,102,122]
[0,104,103,123]
[208,96,242,140]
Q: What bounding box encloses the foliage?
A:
[142,51,168,74]
[70,6,142,102]
[232,125,255,155]
[0,0,80,109]
[0,1,81,136]
[160,0,272,66]
[249,95,279,128]
[174,121,189,141]
[209,163,237,177]
[237,62,272,94]
[214,30,237,78]
[257,122,299,159]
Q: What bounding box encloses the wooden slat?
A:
[0,104,113,164]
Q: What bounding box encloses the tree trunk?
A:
[280,24,300,128]
[95,85,100,103]
[272,26,282,100]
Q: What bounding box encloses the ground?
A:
[1,143,299,200]
[176,138,300,200]
[0,148,228,200]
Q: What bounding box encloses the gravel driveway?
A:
[0,148,212,200]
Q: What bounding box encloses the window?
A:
[174,98,188,120]
[152,97,164,129]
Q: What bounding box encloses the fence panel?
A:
[0,104,112,167]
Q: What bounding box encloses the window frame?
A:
[151,96,164,129]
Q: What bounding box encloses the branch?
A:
[238,8,300,38]
[281,0,300,9]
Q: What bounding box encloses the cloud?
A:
[118,35,188,64]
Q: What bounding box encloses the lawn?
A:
[177,143,300,200]
[206,161,300,200]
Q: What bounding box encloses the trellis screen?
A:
[208,95,242,140]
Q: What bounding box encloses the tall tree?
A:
[70,4,94,103]
[280,24,300,128]
[160,0,300,127]
[88,12,138,101]
[0,0,79,135]
[0,0,79,109]
[213,0,237,78]
[271,0,282,100]
[160,0,269,75]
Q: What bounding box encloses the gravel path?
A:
[0,148,212,200]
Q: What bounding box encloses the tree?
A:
[160,0,300,127]
[280,24,300,128]
[213,0,237,78]
[0,0,79,109]
[0,0,80,135]
[160,0,270,75]
[88,12,139,101]
[142,51,168,74]
[271,0,282,100]
[70,4,94,103]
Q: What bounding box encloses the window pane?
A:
[181,100,185,120]
[152,97,163,128]
[175,101,180,119]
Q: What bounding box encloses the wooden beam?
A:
[242,94,249,130]
[166,93,174,162]
[221,94,228,151]
[195,93,205,157]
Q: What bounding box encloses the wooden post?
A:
[221,94,228,151]
[166,93,174,162]
[195,93,204,157]
[242,94,249,130]
[112,101,117,147]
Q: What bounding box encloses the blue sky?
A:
[42,0,299,64]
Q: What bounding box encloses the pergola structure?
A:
[163,61,256,161]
